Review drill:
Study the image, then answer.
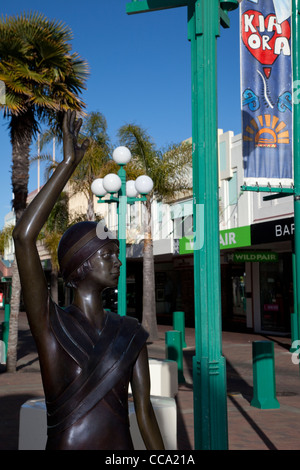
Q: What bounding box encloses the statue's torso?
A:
[33,301,148,450]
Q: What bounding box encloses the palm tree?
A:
[0,224,14,256]
[69,112,112,220]
[38,111,112,221]
[39,191,69,303]
[118,124,192,340]
[0,12,88,372]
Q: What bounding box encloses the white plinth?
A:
[18,396,177,450]
[129,396,177,450]
[129,358,178,398]
[0,340,5,364]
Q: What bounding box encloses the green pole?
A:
[189,0,236,450]
[4,302,10,323]
[251,341,280,410]
[292,0,300,361]
[290,250,298,352]
[117,165,127,317]
[126,0,238,450]
[165,330,186,383]
[173,311,187,347]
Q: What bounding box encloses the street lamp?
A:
[91,146,153,317]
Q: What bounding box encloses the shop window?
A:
[173,215,193,239]
[232,272,246,318]
[228,171,238,206]
[260,253,293,332]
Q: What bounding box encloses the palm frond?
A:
[118,123,192,201]
[0,10,89,120]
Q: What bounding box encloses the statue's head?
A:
[58,221,119,286]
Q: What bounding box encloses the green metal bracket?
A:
[219,0,239,11]
[126,0,188,15]
[241,184,295,194]
[97,196,119,204]
[127,0,231,30]
[127,195,147,205]
[97,195,147,205]
[263,193,294,201]
[219,8,231,29]
[241,184,295,201]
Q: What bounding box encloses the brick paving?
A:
[1,311,300,450]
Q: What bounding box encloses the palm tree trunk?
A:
[7,113,33,372]
[142,199,158,341]
[50,268,59,304]
[6,260,21,372]
[87,192,95,221]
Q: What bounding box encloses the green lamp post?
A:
[126,0,240,449]
[91,146,153,318]
[292,0,300,360]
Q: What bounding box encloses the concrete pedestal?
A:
[129,358,178,397]
[0,340,5,364]
[18,396,177,450]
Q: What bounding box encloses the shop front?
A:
[160,217,294,334]
[219,220,294,334]
[250,217,294,334]
[220,226,251,331]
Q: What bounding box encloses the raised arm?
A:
[131,345,165,450]
[13,110,89,336]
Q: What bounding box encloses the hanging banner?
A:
[240,0,293,186]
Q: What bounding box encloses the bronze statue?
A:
[13,110,165,450]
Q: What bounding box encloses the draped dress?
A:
[43,301,148,450]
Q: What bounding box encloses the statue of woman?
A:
[13,110,164,450]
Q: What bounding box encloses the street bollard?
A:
[2,321,9,363]
[165,330,185,384]
[251,341,280,409]
[2,302,10,363]
[290,312,298,352]
[173,311,187,348]
[4,302,10,323]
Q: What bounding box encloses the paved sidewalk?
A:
[1,311,300,450]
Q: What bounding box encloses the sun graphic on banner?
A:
[243,114,290,148]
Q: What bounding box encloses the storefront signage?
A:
[251,217,294,244]
[178,216,292,255]
[179,225,251,254]
[220,226,251,250]
[232,252,278,263]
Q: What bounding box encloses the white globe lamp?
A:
[135,175,153,195]
[113,146,132,166]
[103,173,122,194]
[91,178,107,197]
[126,180,138,198]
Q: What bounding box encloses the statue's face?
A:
[85,242,121,289]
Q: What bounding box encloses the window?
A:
[228,171,238,206]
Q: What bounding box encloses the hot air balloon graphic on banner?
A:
[240,0,293,184]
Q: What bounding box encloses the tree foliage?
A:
[117,123,192,339]
[118,124,192,200]
[0,225,14,256]
[0,11,88,372]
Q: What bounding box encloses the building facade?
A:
[2,129,295,334]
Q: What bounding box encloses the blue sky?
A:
[0,1,241,229]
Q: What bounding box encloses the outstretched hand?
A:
[63,109,89,166]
